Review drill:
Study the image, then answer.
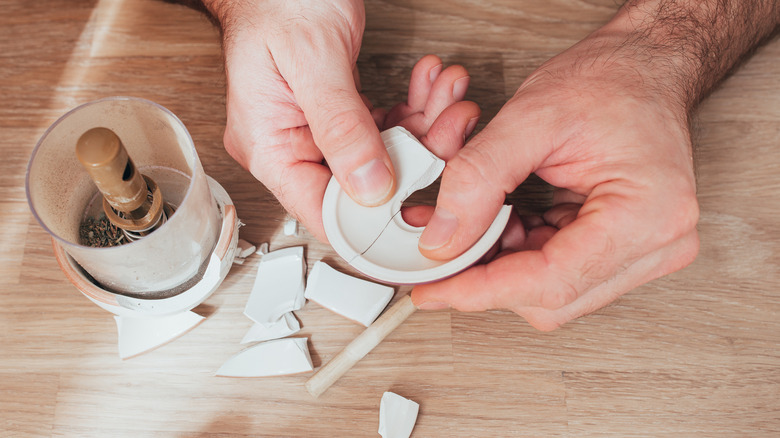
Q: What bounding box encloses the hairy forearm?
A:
[603,0,779,112]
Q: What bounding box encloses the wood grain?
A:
[1,0,779,436]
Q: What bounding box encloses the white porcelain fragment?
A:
[322,126,512,285]
[114,311,204,359]
[240,312,300,344]
[216,337,313,377]
[304,261,393,326]
[244,246,306,327]
[237,239,257,258]
[256,242,269,255]
[283,218,299,236]
[378,391,419,438]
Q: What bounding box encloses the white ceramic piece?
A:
[378,391,419,438]
[244,246,306,327]
[240,312,300,344]
[256,242,269,255]
[322,126,512,285]
[216,337,313,377]
[237,239,257,258]
[114,311,204,359]
[283,218,298,236]
[304,261,393,326]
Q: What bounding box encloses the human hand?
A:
[410,25,701,330]
[202,1,477,241]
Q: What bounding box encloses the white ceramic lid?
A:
[322,127,512,285]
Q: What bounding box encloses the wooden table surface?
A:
[2,0,779,436]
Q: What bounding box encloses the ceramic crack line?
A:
[349,210,403,264]
[322,126,513,285]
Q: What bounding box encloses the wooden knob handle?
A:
[76,127,147,213]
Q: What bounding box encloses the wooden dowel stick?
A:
[305,295,418,398]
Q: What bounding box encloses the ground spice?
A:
[79,214,127,247]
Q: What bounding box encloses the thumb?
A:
[418,107,547,259]
[283,54,396,207]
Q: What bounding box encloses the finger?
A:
[418,105,548,259]
[384,55,444,128]
[400,205,434,228]
[398,101,479,160]
[371,107,387,129]
[383,102,412,131]
[424,65,469,120]
[353,64,362,92]
[553,188,587,205]
[360,93,374,111]
[278,47,396,207]
[495,210,527,252]
[519,215,545,230]
[408,54,443,111]
[543,202,581,229]
[523,226,558,251]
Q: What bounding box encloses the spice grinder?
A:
[26,97,240,317]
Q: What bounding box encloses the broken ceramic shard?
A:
[240,312,300,344]
[304,261,393,326]
[378,391,419,438]
[283,217,298,236]
[216,337,313,377]
[237,239,256,258]
[114,311,204,359]
[322,126,512,284]
[244,246,306,327]
[233,239,257,265]
[255,242,269,255]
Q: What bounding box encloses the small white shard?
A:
[305,261,393,326]
[256,242,269,255]
[283,218,298,236]
[216,337,313,377]
[240,312,300,344]
[378,392,419,438]
[114,311,205,359]
[244,246,306,327]
[237,239,257,258]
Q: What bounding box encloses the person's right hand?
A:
[202,0,394,241]
[410,22,702,330]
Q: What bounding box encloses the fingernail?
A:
[418,301,451,310]
[429,64,442,83]
[465,117,479,138]
[419,207,458,250]
[347,158,394,206]
[452,76,469,101]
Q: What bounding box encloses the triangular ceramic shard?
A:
[378,392,420,438]
[243,246,306,327]
[304,261,394,326]
[114,311,205,359]
[240,312,301,344]
[216,337,313,377]
[322,126,512,284]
